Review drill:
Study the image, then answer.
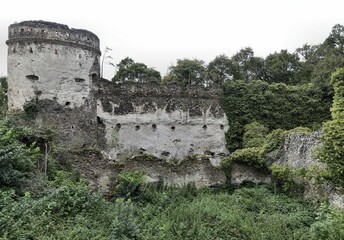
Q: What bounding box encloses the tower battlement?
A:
[6,20,100,111]
[7,20,100,54]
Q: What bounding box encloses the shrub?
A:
[309,203,344,240]
[115,170,144,200]
[0,121,40,190]
[243,121,268,148]
[316,68,344,187]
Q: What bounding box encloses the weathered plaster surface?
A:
[123,156,226,188]
[95,80,229,167]
[231,163,271,185]
[6,21,100,111]
[98,100,228,166]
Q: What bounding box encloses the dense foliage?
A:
[221,80,330,151]
[2,177,344,240]
[159,24,344,87]
[162,58,207,86]
[317,68,344,187]
[0,121,342,239]
[112,57,161,83]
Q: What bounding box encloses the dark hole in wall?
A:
[204,150,215,157]
[97,116,103,125]
[171,126,175,131]
[91,73,98,81]
[139,148,146,154]
[26,75,39,81]
[135,125,140,131]
[152,124,157,131]
[161,151,170,156]
[12,47,16,53]
[20,28,24,32]
[55,49,58,54]
[202,125,207,130]
[65,102,71,106]
[71,124,75,129]
[116,123,121,130]
[74,78,86,82]
[29,47,33,53]
[220,124,224,130]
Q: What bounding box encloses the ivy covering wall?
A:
[221,80,331,152]
[317,68,344,187]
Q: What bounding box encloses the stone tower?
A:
[6,21,101,148]
[6,20,100,111]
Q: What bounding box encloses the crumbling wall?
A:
[94,79,229,187]
[95,79,229,165]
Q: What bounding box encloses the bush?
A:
[114,170,144,200]
[0,121,40,190]
[316,68,344,187]
[309,203,344,240]
[243,121,268,148]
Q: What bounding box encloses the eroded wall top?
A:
[7,20,100,54]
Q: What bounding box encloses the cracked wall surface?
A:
[95,79,229,167]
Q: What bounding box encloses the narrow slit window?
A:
[26,74,39,81]
[74,78,86,82]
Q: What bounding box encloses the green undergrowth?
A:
[2,179,344,240]
[0,119,343,239]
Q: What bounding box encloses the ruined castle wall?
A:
[6,21,100,111]
[95,79,229,167]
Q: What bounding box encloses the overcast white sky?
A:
[1,0,344,79]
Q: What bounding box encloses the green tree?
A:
[165,58,206,86]
[265,50,301,85]
[317,68,344,187]
[231,47,266,81]
[207,54,240,85]
[295,44,321,83]
[311,24,344,89]
[112,57,161,83]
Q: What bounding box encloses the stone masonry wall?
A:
[95,79,229,166]
[94,79,228,187]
